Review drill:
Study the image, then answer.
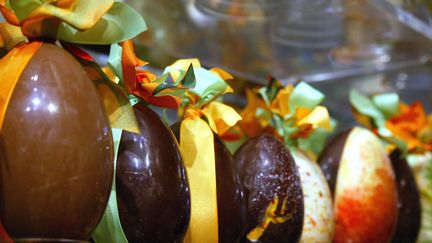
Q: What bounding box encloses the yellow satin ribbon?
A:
[180,102,241,243]
[0,23,27,52]
[0,41,42,132]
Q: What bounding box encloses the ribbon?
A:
[164,59,232,108]
[0,41,42,132]
[238,79,332,158]
[62,43,140,134]
[350,90,432,154]
[166,58,240,243]
[0,220,11,242]
[0,23,27,54]
[2,0,146,45]
[180,102,241,243]
[92,128,128,243]
[108,41,195,109]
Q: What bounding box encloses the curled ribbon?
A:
[166,59,240,243]
[62,43,140,134]
[108,40,194,109]
[238,78,332,159]
[1,0,146,45]
[180,102,241,243]
[350,90,432,154]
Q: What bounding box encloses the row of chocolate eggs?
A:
[234,127,421,243]
[107,95,421,243]
[0,45,423,243]
[0,24,423,243]
[2,65,422,243]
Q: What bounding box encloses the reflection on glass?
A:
[270,0,344,76]
[331,0,398,65]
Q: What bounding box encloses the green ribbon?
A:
[257,80,333,157]
[349,90,408,154]
[372,93,399,119]
[6,0,146,45]
[163,64,228,108]
[289,82,325,112]
[350,90,387,128]
[108,44,196,105]
[62,44,140,134]
[92,128,128,243]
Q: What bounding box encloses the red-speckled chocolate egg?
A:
[319,127,398,243]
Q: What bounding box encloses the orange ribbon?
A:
[0,41,42,131]
[120,40,184,109]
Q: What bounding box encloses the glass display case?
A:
[125,0,432,129]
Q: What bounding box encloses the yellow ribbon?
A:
[180,102,241,243]
[0,23,27,52]
[0,41,42,131]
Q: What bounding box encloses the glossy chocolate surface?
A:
[117,105,190,243]
[234,134,304,243]
[390,150,421,243]
[171,123,247,243]
[214,136,247,243]
[0,43,113,239]
[318,129,352,195]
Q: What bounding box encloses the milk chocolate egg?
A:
[292,150,334,243]
[116,104,190,242]
[0,43,113,239]
[234,134,303,243]
[171,123,247,243]
[319,127,398,243]
[389,150,420,243]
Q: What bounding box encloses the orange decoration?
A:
[120,40,183,108]
[239,89,268,138]
[385,102,432,152]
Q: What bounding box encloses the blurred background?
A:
[120,0,432,130]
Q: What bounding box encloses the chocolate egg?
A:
[390,150,421,243]
[407,152,432,242]
[171,123,247,243]
[292,150,334,243]
[234,134,304,243]
[319,127,398,243]
[116,104,190,242]
[0,43,113,239]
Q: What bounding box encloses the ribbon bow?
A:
[108,40,195,109]
[166,59,241,243]
[239,78,332,159]
[0,0,146,45]
[350,90,432,154]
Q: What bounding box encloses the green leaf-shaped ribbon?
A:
[92,128,128,243]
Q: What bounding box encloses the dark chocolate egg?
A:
[389,150,421,243]
[116,104,190,243]
[171,123,247,243]
[234,134,304,243]
[318,127,398,243]
[0,43,113,239]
